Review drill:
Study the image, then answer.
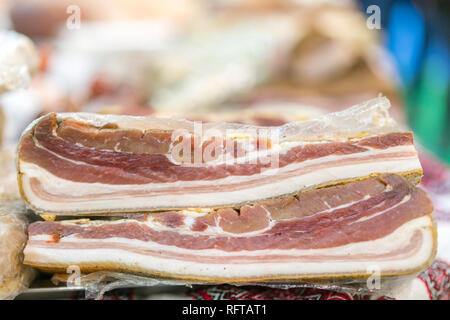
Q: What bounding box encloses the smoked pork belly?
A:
[17,97,423,215]
[23,174,436,281]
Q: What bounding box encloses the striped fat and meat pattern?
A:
[23,174,436,282]
[16,97,423,215]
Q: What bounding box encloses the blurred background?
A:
[0,0,448,163]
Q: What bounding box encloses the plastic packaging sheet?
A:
[51,270,418,300]
[36,95,396,144]
[0,30,38,93]
[0,146,21,201]
[0,200,36,299]
[0,106,4,147]
[280,95,397,141]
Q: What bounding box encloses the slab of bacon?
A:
[17,97,423,215]
[23,174,436,281]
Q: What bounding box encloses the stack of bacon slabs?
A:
[19,97,437,284]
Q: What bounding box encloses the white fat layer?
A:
[25,216,434,278]
[19,145,421,214]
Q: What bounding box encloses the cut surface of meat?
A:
[23,174,436,282]
[17,97,423,215]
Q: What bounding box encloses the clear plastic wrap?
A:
[0,200,36,299]
[280,95,397,141]
[0,30,38,93]
[51,270,419,300]
[0,105,3,147]
[0,30,37,296]
[34,96,395,140]
[0,146,21,201]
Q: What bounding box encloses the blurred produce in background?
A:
[0,0,448,163]
[358,0,449,164]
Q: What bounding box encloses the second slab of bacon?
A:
[23,173,436,281]
[28,174,432,251]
